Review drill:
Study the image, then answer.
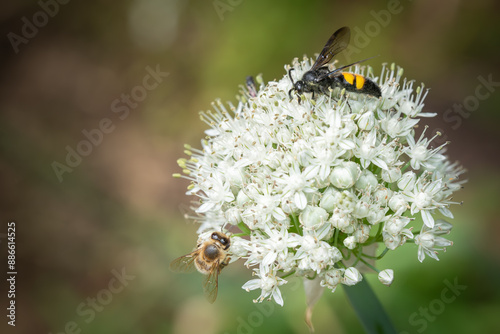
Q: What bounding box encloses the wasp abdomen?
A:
[336,72,382,98]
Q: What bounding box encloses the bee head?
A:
[211,232,230,250]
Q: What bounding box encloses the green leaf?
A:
[343,276,397,334]
[237,221,251,235]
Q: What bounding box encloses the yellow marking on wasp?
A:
[354,74,365,89]
[342,72,355,85]
[342,72,366,90]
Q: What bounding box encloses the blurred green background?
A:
[0,0,499,333]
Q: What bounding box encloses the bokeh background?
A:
[1,0,499,333]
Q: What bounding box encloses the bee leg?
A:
[220,256,231,270]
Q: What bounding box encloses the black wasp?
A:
[288,26,382,103]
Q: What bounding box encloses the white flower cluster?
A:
[175,59,465,306]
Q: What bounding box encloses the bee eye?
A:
[220,238,227,245]
[211,232,219,240]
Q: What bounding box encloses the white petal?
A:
[242,279,261,291]
[372,157,388,170]
[339,139,355,150]
[294,191,308,210]
[303,165,320,180]
[427,250,441,261]
[319,164,330,181]
[273,287,284,306]
[417,247,425,263]
[196,202,214,213]
[272,207,287,221]
[262,252,277,267]
[439,206,454,219]
[421,210,435,228]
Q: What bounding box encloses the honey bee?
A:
[170,231,231,303]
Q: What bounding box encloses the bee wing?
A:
[311,27,350,71]
[202,260,220,303]
[169,251,198,273]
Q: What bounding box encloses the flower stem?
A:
[362,247,390,260]
[343,275,398,334]
[290,212,302,235]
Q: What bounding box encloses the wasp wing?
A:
[311,26,351,71]
[202,260,220,303]
[170,251,198,273]
[317,55,379,81]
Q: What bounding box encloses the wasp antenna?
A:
[288,68,296,84]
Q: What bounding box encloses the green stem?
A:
[343,275,398,334]
[334,228,339,248]
[400,160,412,173]
[374,223,384,242]
[362,247,390,260]
[279,270,296,279]
[366,223,384,244]
[351,247,363,267]
[290,211,302,235]
[358,256,379,273]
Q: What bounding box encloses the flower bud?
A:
[330,210,351,230]
[355,169,378,190]
[397,171,416,190]
[388,193,408,215]
[330,162,360,189]
[236,190,250,206]
[343,267,362,286]
[319,187,338,212]
[353,200,370,218]
[300,205,328,229]
[384,216,410,236]
[378,269,394,286]
[433,220,453,235]
[358,111,376,131]
[321,268,343,291]
[374,187,392,206]
[343,236,357,249]
[353,224,371,243]
[381,167,401,183]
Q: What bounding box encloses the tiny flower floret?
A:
[378,269,394,286]
[177,60,465,305]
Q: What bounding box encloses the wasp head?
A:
[288,68,305,103]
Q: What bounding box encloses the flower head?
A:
[175,60,465,305]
